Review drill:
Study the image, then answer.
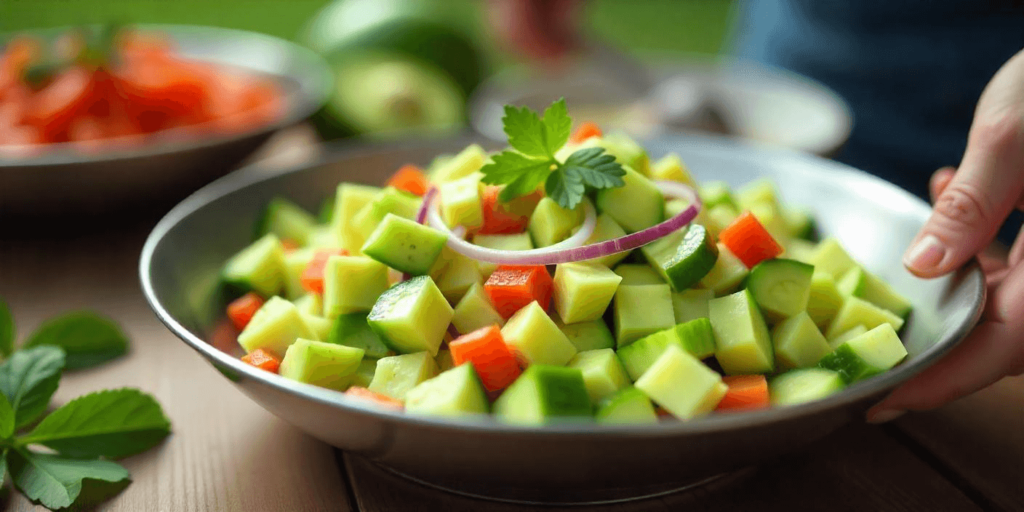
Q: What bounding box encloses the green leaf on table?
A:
[0,346,65,429]
[23,389,171,459]
[481,151,553,202]
[9,450,130,511]
[545,167,586,211]
[561,147,626,189]
[0,298,14,358]
[24,312,128,370]
[0,393,14,440]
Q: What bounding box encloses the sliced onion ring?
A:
[422,180,701,265]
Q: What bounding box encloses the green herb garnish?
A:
[481,99,626,210]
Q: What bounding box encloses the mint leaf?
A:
[502,105,548,158]
[9,450,129,510]
[481,151,552,202]
[562,147,626,189]
[0,346,65,429]
[541,98,571,155]
[25,312,127,370]
[0,298,13,358]
[23,389,171,459]
[0,393,13,439]
[545,168,586,210]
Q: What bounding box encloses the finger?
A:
[929,166,956,203]
[1009,224,1024,267]
[979,240,1009,276]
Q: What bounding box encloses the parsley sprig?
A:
[481,99,626,210]
[0,298,171,511]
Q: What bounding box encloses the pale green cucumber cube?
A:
[704,204,741,239]
[283,248,315,300]
[599,132,651,176]
[555,317,615,352]
[595,166,664,233]
[405,363,489,417]
[836,267,913,319]
[614,284,676,348]
[362,213,447,275]
[613,264,664,285]
[786,238,818,264]
[255,197,317,245]
[748,201,791,247]
[783,207,816,240]
[238,296,318,358]
[293,293,323,317]
[279,338,364,391]
[674,317,717,359]
[807,269,844,329]
[472,232,533,278]
[582,213,631,267]
[595,387,658,425]
[553,262,622,324]
[819,323,908,383]
[746,258,814,321]
[222,234,287,297]
[700,243,749,296]
[808,238,858,279]
[825,296,905,340]
[439,172,484,231]
[736,178,780,210]
[493,365,592,425]
[368,276,453,356]
[635,345,727,420]
[368,352,439,401]
[429,144,486,184]
[650,153,695,187]
[300,313,332,342]
[451,282,505,334]
[672,289,714,324]
[698,181,737,210]
[772,311,831,369]
[709,289,775,374]
[501,301,578,366]
[329,312,391,359]
[433,249,483,304]
[529,197,583,247]
[331,183,381,253]
[640,224,719,292]
[828,325,868,350]
[351,358,378,388]
[306,225,342,249]
[664,198,691,221]
[568,348,631,404]
[323,255,389,318]
[769,368,845,406]
[617,318,715,380]
[351,187,421,247]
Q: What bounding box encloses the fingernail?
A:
[904,234,946,272]
[867,409,906,424]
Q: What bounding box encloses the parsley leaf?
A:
[502,105,548,158]
[481,151,552,202]
[0,394,13,440]
[24,312,128,370]
[0,298,13,358]
[545,168,586,210]
[541,98,571,154]
[9,450,130,511]
[562,147,627,189]
[0,346,65,429]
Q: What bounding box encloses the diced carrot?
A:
[387,164,430,196]
[715,375,770,411]
[280,239,300,253]
[27,67,96,140]
[656,407,673,418]
[570,121,602,144]
[479,186,542,235]
[484,265,553,319]
[227,292,265,331]
[301,249,349,295]
[449,325,522,392]
[345,387,404,410]
[718,212,783,268]
[0,36,40,100]
[241,348,281,373]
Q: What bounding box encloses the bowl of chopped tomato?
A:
[0,24,331,216]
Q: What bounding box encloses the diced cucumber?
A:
[597,132,651,176]
[736,179,779,209]
[825,296,905,340]
[704,204,741,238]
[675,317,717,359]
[351,358,377,388]
[404,363,489,417]
[493,365,592,425]
[819,324,908,383]
[746,259,814,321]
[595,387,658,425]
[362,213,447,275]
[279,338,364,391]
[807,269,844,329]
[698,181,737,210]
[772,312,831,369]
[709,289,774,374]
[556,316,615,352]
[582,213,631,267]
[331,183,381,253]
[836,267,913,319]
[300,313,332,341]
[255,197,318,245]
[283,248,315,300]
[222,234,287,298]
[700,243,749,295]
[439,172,484,231]
[783,207,816,240]
[808,238,858,279]
[306,225,342,249]
[635,345,727,420]
[650,153,695,187]
[786,238,817,264]
[613,264,664,285]
[529,197,583,247]
[351,187,422,246]
[641,224,719,291]
[664,198,691,221]
[568,348,631,404]
[435,349,455,373]
[429,144,486,184]
[769,368,845,406]
[617,318,716,381]
[451,282,505,334]
[319,193,334,224]
[322,255,389,318]
[293,293,322,317]
[596,167,664,233]
[672,289,714,324]
[434,249,483,303]
[368,276,454,356]
[553,262,622,324]
[368,351,439,401]
[238,297,318,358]
[613,284,676,348]
[501,301,578,366]
[328,312,391,359]
[748,201,792,248]
[472,232,533,278]
[828,325,868,350]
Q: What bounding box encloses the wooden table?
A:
[2,132,1022,512]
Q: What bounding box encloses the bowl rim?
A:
[0,23,333,167]
[139,134,985,437]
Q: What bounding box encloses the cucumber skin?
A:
[818,344,882,384]
[745,259,814,320]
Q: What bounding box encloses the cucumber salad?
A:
[220,100,912,425]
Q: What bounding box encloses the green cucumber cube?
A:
[640,224,719,291]
[368,352,439,401]
[704,204,741,240]
[351,358,377,388]
[255,197,317,245]
[664,198,692,221]
[746,258,814,321]
[293,293,323,317]
[700,243,749,295]
[568,348,631,403]
[675,317,717,359]
[783,207,816,240]
[595,166,664,233]
[472,232,533,278]
[672,289,714,324]
[405,363,490,417]
[709,289,775,374]
[429,144,486,184]
[736,178,779,210]
[279,338,364,391]
[749,202,792,248]
[433,249,483,303]
[807,269,844,329]
[614,284,676,348]
[617,318,716,381]
[698,181,737,210]
[222,234,287,298]
[555,317,615,352]
[439,172,484,231]
[635,345,727,420]
[599,132,651,175]
[825,296,905,340]
[808,238,858,279]
[451,282,505,334]
[238,296,318,358]
[769,368,845,406]
[323,255,389,318]
[595,387,658,425]
[306,225,342,249]
[819,323,908,383]
[650,153,695,187]
[583,213,631,267]
[329,312,391,359]
[613,264,664,285]
[331,183,381,253]
[501,301,578,366]
[368,276,453,356]
[362,213,447,276]
[828,325,868,350]
[786,238,818,263]
[283,248,315,300]
[493,365,592,425]
[352,187,421,246]
[300,313,332,341]
[772,311,831,369]
[529,197,583,247]
[553,262,622,324]
[836,267,913,319]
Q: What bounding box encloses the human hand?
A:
[486,0,580,61]
[868,49,1024,423]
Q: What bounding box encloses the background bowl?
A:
[140,134,983,504]
[0,24,332,218]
